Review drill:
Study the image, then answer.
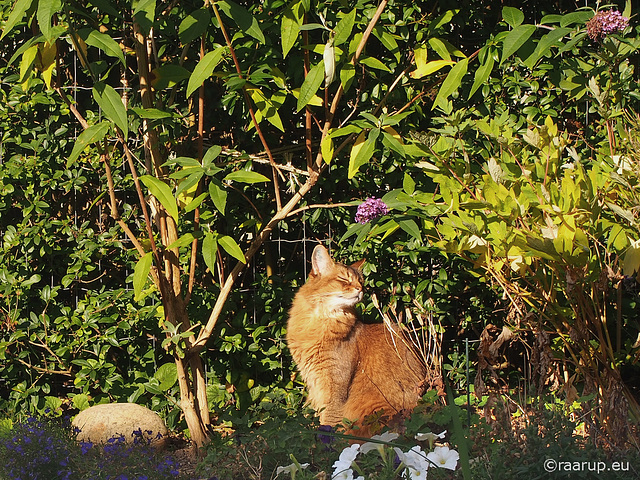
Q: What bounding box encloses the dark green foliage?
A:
[0,0,638,463]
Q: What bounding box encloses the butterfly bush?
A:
[586,10,629,41]
[355,197,389,224]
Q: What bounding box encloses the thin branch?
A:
[286,202,355,219]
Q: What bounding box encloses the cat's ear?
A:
[311,245,333,277]
[350,258,365,271]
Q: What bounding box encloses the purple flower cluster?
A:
[0,416,184,480]
[0,417,74,480]
[355,197,389,224]
[587,10,629,41]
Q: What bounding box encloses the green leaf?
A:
[500,24,536,64]
[502,7,524,28]
[429,9,459,32]
[333,8,356,47]
[133,252,153,301]
[560,11,593,27]
[179,8,211,45]
[133,0,156,34]
[373,26,400,62]
[340,62,356,92]
[184,192,208,213]
[68,121,111,164]
[359,56,391,72]
[523,27,571,69]
[281,0,302,58]
[140,175,179,222]
[93,82,128,140]
[175,171,203,198]
[187,47,226,98]
[166,232,197,250]
[209,179,227,215]
[154,363,178,391]
[72,394,90,411]
[37,0,62,43]
[468,54,494,99]
[1,0,34,41]
[403,173,416,195]
[131,107,172,119]
[224,170,271,183]
[218,235,246,263]
[348,129,379,179]
[151,64,190,90]
[78,29,126,65]
[297,60,325,112]
[202,145,223,176]
[202,233,219,276]
[397,217,422,242]
[432,57,468,109]
[218,0,265,44]
[429,37,452,61]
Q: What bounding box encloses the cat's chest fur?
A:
[286,245,426,434]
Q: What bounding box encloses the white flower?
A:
[415,430,446,449]
[332,443,360,468]
[414,430,446,442]
[332,444,361,479]
[331,467,363,480]
[276,463,309,477]
[395,446,429,480]
[360,431,399,455]
[276,461,309,478]
[427,445,460,470]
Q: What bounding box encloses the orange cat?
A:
[287,245,426,436]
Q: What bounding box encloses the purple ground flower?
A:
[355,197,389,224]
[587,10,629,41]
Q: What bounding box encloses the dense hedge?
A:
[0,0,638,446]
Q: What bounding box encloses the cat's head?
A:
[308,245,364,309]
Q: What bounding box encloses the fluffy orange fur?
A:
[287,245,426,436]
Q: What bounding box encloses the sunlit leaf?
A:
[93,82,128,140]
[218,0,265,44]
[133,252,153,301]
[333,8,356,47]
[78,28,126,65]
[432,57,468,109]
[281,0,303,58]
[209,179,227,215]
[297,60,325,112]
[37,0,62,43]
[1,0,34,41]
[68,121,111,164]
[202,233,219,276]
[348,129,379,179]
[187,47,226,97]
[178,8,210,45]
[501,24,536,64]
[502,7,524,28]
[218,235,246,263]
[140,175,179,222]
[224,170,271,184]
